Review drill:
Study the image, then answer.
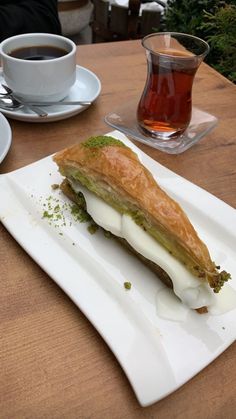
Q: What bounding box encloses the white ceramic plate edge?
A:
[0,112,12,163]
[0,172,178,406]
[0,130,235,406]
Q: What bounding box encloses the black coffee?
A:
[9,45,68,60]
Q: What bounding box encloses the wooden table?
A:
[1,40,236,418]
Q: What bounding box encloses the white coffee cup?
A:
[0,33,77,102]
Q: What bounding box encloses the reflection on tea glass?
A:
[137,32,210,140]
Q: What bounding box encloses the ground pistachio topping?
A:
[87,223,99,235]
[212,270,231,293]
[104,230,112,238]
[40,189,90,230]
[82,136,126,149]
[70,203,91,223]
[124,281,132,290]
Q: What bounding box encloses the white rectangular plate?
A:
[0,130,236,407]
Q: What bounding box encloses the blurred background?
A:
[58,0,236,83]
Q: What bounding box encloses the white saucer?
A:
[0,65,101,123]
[0,113,12,163]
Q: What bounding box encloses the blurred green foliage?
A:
[164,0,236,82]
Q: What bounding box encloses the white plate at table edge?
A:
[0,65,101,122]
[0,112,12,163]
[0,130,235,406]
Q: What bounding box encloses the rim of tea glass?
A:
[0,33,76,63]
[141,32,210,59]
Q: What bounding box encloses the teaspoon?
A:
[0,96,24,110]
[0,85,47,117]
[0,95,48,116]
[0,93,91,107]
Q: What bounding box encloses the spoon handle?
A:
[13,97,48,117]
[27,105,48,117]
[1,84,48,117]
[18,100,91,106]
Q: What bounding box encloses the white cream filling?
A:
[69,179,214,310]
[79,183,123,237]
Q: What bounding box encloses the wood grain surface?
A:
[0,40,236,419]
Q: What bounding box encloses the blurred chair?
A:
[91,0,161,42]
[58,0,94,43]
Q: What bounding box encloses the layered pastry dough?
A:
[53,136,230,310]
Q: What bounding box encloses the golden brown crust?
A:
[196,306,208,314]
[55,135,233,294]
[54,139,216,276]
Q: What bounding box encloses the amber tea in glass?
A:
[137,33,210,140]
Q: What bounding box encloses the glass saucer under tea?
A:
[104,105,218,154]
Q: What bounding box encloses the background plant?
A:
[163,0,236,83]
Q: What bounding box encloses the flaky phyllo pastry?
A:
[53,136,231,312]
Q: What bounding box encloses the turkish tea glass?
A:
[137,32,210,140]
